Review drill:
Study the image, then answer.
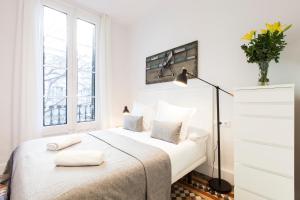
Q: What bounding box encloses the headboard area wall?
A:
[136,85,214,133]
[135,83,215,176]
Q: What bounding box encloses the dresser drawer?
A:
[235,187,267,200]
[235,140,293,177]
[235,87,294,103]
[235,103,293,118]
[235,164,294,200]
[234,116,293,147]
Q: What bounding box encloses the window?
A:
[42,2,99,132]
[43,7,67,126]
[76,19,96,123]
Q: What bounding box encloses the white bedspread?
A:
[95,128,207,183]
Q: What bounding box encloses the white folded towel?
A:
[47,136,81,151]
[55,150,104,167]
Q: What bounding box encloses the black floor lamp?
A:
[174,68,233,194]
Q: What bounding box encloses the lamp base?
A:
[208,178,232,194]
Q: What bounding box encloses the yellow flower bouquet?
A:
[241,22,292,85]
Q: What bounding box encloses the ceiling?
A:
[72,0,170,25]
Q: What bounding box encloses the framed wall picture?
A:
[146,41,198,84]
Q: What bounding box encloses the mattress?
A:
[103,128,207,183]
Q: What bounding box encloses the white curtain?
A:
[98,14,112,129]
[11,0,43,148]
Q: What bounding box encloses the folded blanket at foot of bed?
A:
[6,131,171,200]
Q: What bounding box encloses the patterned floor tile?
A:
[171,172,234,200]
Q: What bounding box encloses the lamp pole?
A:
[216,87,222,184]
[185,72,233,194]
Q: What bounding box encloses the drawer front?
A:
[235,187,267,200]
[235,164,294,200]
[235,103,293,118]
[235,140,294,177]
[235,87,294,103]
[234,116,293,147]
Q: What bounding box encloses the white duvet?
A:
[100,128,207,183]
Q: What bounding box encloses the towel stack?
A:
[47,135,104,167]
[55,150,104,167]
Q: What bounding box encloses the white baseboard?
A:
[195,163,234,185]
[0,163,6,174]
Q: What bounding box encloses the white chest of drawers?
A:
[234,84,294,200]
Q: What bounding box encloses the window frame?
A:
[42,0,101,136]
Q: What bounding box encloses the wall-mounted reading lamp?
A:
[123,106,130,115]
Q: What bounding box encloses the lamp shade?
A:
[173,68,188,87]
[123,106,130,114]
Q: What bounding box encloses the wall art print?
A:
[146,41,198,84]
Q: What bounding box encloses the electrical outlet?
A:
[221,121,231,128]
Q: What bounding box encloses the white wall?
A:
[0,0,18,172]
[110,21,132,126]
[125,0,300,186]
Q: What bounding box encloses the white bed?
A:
[105,127,207,183]
[7,86,212,199]
[7,127,208,200]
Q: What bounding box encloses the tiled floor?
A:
[171,171,234,200]
[0,184,6,200]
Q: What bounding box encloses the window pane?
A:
[77,97,95,122]
[43,98,67,126]
[43,6,67,126]
[44,68,66,97]
[78,71,93,96]
[77,19,96,123]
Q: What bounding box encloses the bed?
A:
[7,127,207,200]
[7,86,212,200]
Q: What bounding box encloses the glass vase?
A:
[258,62,269,86]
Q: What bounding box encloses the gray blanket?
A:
[7,131,171,200]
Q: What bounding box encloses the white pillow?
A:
[131,101,155,131]
[188,127,209,144]
[155,101,196,140]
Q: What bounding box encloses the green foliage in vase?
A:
[241,22,292,64]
